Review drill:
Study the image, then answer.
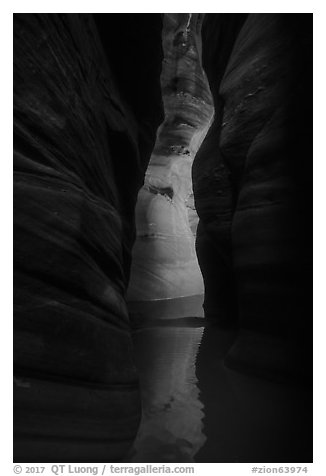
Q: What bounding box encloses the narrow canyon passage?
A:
[125,12,312,463]
[13,13,312,463]
[127,13,213,303]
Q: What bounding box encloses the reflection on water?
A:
[127,297,312,463]
[129,323,204,462]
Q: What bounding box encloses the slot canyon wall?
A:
[127,13,214,304]
[13,13,164,462]
[13,12,312,463]
[194,13,312,380]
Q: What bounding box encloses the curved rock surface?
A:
[194,13,312,380]
[127,13,214,302]
[13,12,312,463]
[13,13,163,462]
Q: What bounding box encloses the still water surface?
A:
[127,297,312,463]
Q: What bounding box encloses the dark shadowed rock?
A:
[193,13,312,381]
[13,13,163,462]
[193,13,248,324]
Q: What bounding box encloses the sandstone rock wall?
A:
[13,13,164,462]
[127,13,214,302]
[194,13,312,380]
[13,13,312,463]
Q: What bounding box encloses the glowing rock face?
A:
[127,14,214,301]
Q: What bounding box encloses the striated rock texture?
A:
[127,13,214,302]
[13,13,163,462]
[194,14,312,380]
